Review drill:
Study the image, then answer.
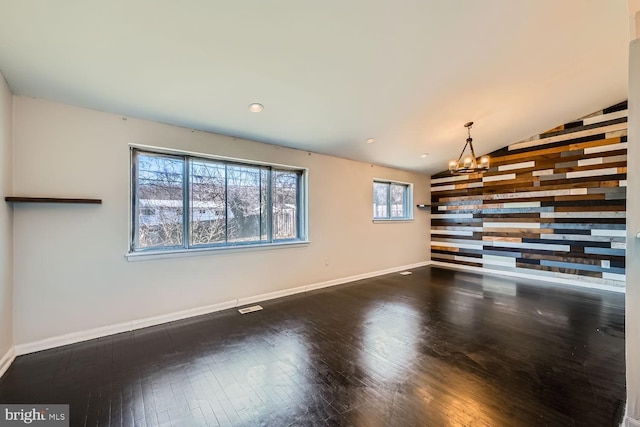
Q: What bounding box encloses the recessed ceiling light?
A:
[366,138,375,144]
[248,103,264,113]
[421,153,429,158]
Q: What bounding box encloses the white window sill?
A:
[126,240,310,262]
[372,218,414,224]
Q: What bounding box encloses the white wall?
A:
[626,38,640,427]
[11,97,430,346]
[0,73,13,360]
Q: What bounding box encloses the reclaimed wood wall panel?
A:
[431,102,627,288]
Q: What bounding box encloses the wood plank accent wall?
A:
[430,102,627,289]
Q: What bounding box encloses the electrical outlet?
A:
[324,258,330,266]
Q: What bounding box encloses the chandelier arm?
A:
[455,139,471,164]
[467,137,478,161]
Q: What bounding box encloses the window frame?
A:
[372,179,414,222]
[128,145,309,258]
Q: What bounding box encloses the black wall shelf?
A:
[5,197,102,204]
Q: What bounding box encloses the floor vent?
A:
[238,305,263,314]
[399,271,412,276]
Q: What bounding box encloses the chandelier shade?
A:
[448,122,490,175]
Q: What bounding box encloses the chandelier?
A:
[448,121,490,175]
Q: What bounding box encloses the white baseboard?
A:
[305,261,431,292]
[430,261,625,294]
[0,346,15,378]
[13,299,240,356]
[626,415,640,427]
[237,284,308,307]
[14,260,431,356]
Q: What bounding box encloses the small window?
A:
[373,180,412,220]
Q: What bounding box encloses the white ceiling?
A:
[0,1,630,174]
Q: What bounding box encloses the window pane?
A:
[261,169,269,241]
[136,153,184,248]
[190,159,226,245]
[390,184,406,218]
[273,170,299,240]
[373,182,389,218]
[227,165,262,243]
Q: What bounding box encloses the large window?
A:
[373,180,412,220]
[131,148,306,252]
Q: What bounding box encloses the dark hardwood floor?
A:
[0,266,626,426]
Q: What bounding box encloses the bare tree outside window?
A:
[261,169,269,241]
[136,153,184,248]
[131,149,305,252]
[373,180,411,220]
[373,182,389,218]
[390,184,405,218]
[227,165,264,243]
[273,170,298,239]
[190,160,226,245]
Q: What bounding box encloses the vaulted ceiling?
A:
[0,1,629,174]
